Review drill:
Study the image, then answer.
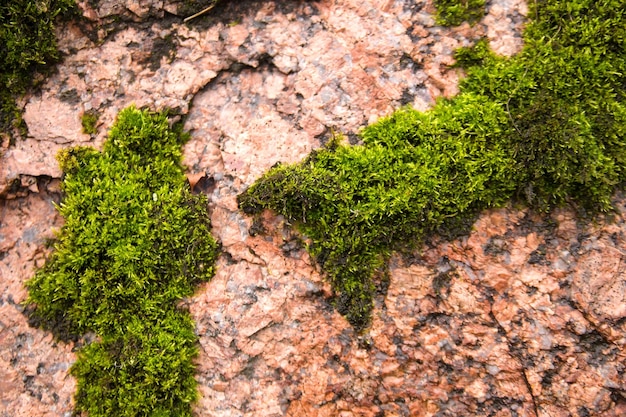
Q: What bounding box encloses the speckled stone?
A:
[2,1,625,416]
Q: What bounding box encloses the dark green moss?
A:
[456,0,626,211]
[238,0,626,330]
[0,0,76,141]
[81,110,100,135]
[26,106,219,416]
[239,97,517,330]
[434,0,485,26]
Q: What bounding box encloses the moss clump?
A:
[81,110,99,135]
[238,0,626,330]
[239,97,516,330]
[434,0,485,26]
[0,0,76,140]
[26,106,219,416]
[456,0,626,211]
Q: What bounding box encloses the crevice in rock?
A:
[566,296,621,347]
[487,304,540,417]
[0,175,62,201]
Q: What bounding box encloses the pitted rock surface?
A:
[0,183,75,417]
[2,1,625,416]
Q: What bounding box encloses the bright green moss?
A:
[26,106,219,416]
[433,0,485,26]
[72,313,200,417]
[240,96,516,330]
[0,0,76,140]
[239,0,626,330]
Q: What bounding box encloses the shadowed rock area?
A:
[1,0,625,416]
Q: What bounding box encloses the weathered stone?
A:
[1,0,624,416]
[0,190,75,415]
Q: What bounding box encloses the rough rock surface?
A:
[2,0,625,416]
[0,181,75,417]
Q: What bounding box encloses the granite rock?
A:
[2,1,624,416]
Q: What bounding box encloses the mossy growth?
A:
[455,0,626,211]
[0,0,76,141]
[239,98,516,330]
[25,106,219,416]
[238,0,626,331]
[81,110,100,135]
[433,0,485,26]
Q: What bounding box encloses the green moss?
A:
[0,0,76,141]
[456,0,626,210]
[240,97,516,330]
[72,313,200,417]
[26,106,219,416]
[81,110,100,135]
[238,0,626,330]
[434,0,485,26]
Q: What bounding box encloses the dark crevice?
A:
[565,296,622,350]
[484,296,540,417]
[0,175,62,201]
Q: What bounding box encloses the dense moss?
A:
[239,98,516,329]
[456,1,626,210]
[238,0,626,330]
[0,0,76,140]
[26,107,219,416]
[72,313,201,417]
[433,0,485,26]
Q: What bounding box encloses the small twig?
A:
[183,2,217,23]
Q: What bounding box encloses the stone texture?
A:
[2,0,625,416]
[185,202,626,417]
[1,0,527,195]
[0,185,75,416]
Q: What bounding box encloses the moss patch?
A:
[239,98,516,330]
[238,0,626,330]
[26,106,219,416]
[81,110,100,135]
[455,1,626,210]
[433,0,485,26]
[0,0,76,141]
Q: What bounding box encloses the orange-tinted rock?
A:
[2,1,625,416]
